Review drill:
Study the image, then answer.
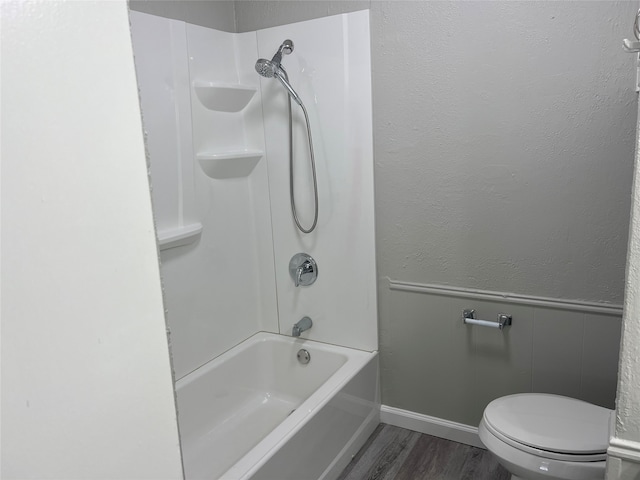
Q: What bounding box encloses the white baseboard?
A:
[380,405,484,449]
[607,438,640,479]
[608,437,640,463]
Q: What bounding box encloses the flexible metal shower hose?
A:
[284,76,318,234]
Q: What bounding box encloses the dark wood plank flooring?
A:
[337,424,511,480]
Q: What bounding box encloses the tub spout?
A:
[292,316,313,337]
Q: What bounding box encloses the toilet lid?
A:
[483,394,612,455]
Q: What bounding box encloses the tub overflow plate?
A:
[297,349,311,364]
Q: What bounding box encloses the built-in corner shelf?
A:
[197,150,263,179]
[193,82,256,112]
[157,223,203,251]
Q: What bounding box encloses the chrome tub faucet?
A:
[292,316,313,337]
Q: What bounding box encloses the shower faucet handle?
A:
[289,253,318,287]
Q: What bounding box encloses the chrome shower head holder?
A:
[272,39,294,65]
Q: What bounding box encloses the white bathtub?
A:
[175,332,380,480]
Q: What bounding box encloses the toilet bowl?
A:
[478,394,613,480]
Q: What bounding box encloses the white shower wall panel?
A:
[187,25,251,152]
[235,33,270,149]
[131,12,279,380]
[129,12,195,234]
[164,25,279,379]
[131,11,376,380]
[257,11,378,351]
[160,168,278,380]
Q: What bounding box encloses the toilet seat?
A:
[482,394,612,462]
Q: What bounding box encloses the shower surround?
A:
[129,9,378,479]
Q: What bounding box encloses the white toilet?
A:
[479,393,614,480]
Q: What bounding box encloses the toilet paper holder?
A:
[463,309,512,330]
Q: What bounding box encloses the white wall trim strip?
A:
[380,405,484,449]
[387,278,623,316]
[608,438,640,463]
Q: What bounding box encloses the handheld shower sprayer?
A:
[255,39,319,234]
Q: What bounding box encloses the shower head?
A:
[255,58,277,78]
[256,39,294,77]
[255,41,303,107]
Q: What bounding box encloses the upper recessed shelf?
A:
[193,82,256,112]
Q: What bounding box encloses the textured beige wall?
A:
[607,101,640,478]
[370,1,636,304]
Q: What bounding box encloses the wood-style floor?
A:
[337,424,511,480]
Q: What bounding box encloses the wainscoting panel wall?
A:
[379,278,622,428]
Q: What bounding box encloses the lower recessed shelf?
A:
[157,223,203,251]
[197,150,263,179]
